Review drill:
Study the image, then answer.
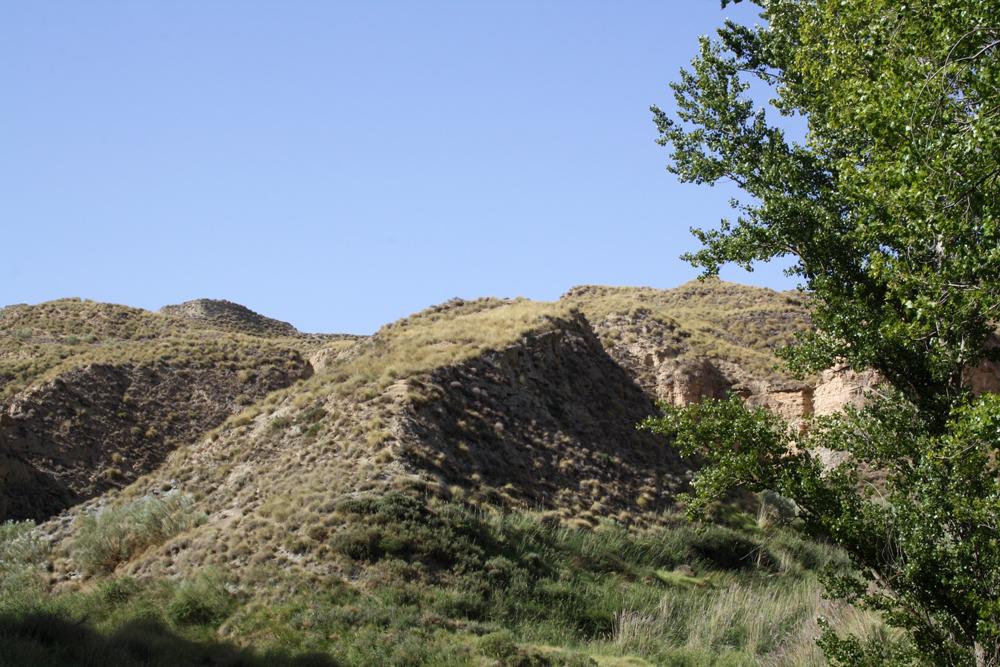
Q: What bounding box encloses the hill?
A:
[0,282,906,665]
[0,298,320,520]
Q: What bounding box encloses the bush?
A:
[96,576,140,605]
[329,493,488,570]
[72,493,204,575]
[166,570,235,627]
[0,521,48,611]
[688,526,777,572]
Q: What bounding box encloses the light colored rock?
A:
[656,358,732,405]
[746,385,813,426]
[812,364,882,416]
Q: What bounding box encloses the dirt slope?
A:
[12,284,825,584]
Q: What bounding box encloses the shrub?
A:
[0,521,48,611]
[688,526,777,572]
[269,417,292,431]
[478,629,518,660]
[96,576,140,605]
[72,493,204,575]
[166,570,235,627]
[329,493,488,570]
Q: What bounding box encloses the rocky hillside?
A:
[0,299,319,521]
[36,298,685,583]
[5,281,995,666]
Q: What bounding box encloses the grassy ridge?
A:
[0,298,313,400]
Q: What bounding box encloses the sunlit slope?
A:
[563,278,811,386]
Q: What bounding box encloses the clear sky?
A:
[1,1,796,334]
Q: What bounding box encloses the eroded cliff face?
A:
[812,365,883,416]
[589,310,734,406]
[581,301,992,424]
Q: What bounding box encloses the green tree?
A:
[646,0,999,664]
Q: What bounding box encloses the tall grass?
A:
[0,521,48,612]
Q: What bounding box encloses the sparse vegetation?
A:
[1,288,902,664]
[0,298,316,400]
[564,280,811,384]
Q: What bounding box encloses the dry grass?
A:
[320,297,572,397]
[0,298,318,399]
[610,578,891,666]
[563,278,812,382]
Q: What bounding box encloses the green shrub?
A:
[688,526,776,572]
[329,493,488,570]
[96,576,140,605]
[270,417,292,431]
[478,629,518,660]
[166,570,235,627]
[72,493,204,575]
[0,521,48,612]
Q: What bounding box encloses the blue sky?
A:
[1,1,796,334]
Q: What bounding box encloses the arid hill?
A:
[0,280,816,583]
[11,279,948,582]
[160,299,300,337]
[0,299,317,521]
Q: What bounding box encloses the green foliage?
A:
[0,522,48,611]
[651,0,999,663]
[330,493,491,569]
[646,392,1000,664]
[165,569,235,627]
[654,0,999,411]
[71,492,205,575]
[5,496,889,665]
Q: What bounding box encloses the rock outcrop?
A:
[812,365,883,416]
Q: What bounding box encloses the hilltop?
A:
[160,299,300,337]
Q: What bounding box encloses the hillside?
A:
[563,279,810,387]
[0,299,320,521]
[35,298,687,583]
[3,281,818,562]
[1,282,906,665]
